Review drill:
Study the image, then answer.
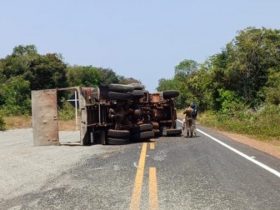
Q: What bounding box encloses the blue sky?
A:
[1,0,280,91]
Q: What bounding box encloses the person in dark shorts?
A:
[183,104,194,136]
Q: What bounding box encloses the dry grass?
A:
[177,109,185,120]
[3,116,79,131]
[4,116,32,129]
[58,120,80,131]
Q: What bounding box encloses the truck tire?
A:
[82,131,91,146]
[130,133,140,142]
[108,91,132,100]
[165,128,182,136]
[129,83,145,90]
[107,137,130,145]
[139,123,153,132]
[108,84,134,92]
[152,122,159,129]
[131,90,145,98]
[162,90,179,99]
[140,130,154,139]
[159,120,173,124]
[100,130,107,145]
[153,129,160,137]
[107,129,130,138]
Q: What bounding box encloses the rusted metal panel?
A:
[32,89,59,146]
[150,93,161,103]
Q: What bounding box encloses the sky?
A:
[1,0,280,91]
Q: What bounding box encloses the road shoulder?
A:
[177,117,280,160]
[200,125,280,160]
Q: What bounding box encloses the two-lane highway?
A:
[1,125,280,210]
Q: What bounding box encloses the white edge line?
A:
[177,119,280,178]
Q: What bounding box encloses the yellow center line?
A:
[130,143,148,210]
[150,142,155,150]
[149,167,159,210]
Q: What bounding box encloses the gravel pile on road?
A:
[0,128,116,200]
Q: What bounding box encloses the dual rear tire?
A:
[106,125,155,145]
[107,129,130,145]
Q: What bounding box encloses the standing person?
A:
[191,103,197,120]
[191,103,197,136]
[183,104,194,137]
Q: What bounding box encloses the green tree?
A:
[263,69,280,105]
[1,45,37,80]
[175,59,198,79]
[98,68,120,85]
[157,78,179,91]
[217,28,280,106]
[0,45,68,90]
[0,76,31,115]
[118,76,141,85]
[157,59,200,109]
[157,78,188,109]
[12,45,37,56]
[29,53,67,90]
[0,44,141,116]
[0,45,68,115]
[67,65,101,87]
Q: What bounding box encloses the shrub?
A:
[0,115,6,131]
[58,100,75,121]
[199,104,280,141]
[0,76,31,115]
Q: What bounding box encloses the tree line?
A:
[157,27,280,139]
[158,27,280,112]
[0,45,140,116]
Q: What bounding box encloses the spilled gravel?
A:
[0,128,117,200]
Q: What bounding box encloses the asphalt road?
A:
[1,125,280,210]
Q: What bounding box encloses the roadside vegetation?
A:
[199,105,280,141]
[0,115,5,130]
[157,27,280,141]
[0,45,140,131]
[2,115,31,130]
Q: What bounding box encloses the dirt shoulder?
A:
[215,129,280,159]
[196,122,280,160]
[177,116,280,160]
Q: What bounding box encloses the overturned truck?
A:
[149,91,182,137]
[83,83,154,145]
[32,84,181,146]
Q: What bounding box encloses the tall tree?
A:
[175,59,198,80]
[0,45,68,90]
[98,68,120,85]
[29,53,67,90]
[67,65,100,87]
[219,28,280,106]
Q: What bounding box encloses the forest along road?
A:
[1,124,280,210]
